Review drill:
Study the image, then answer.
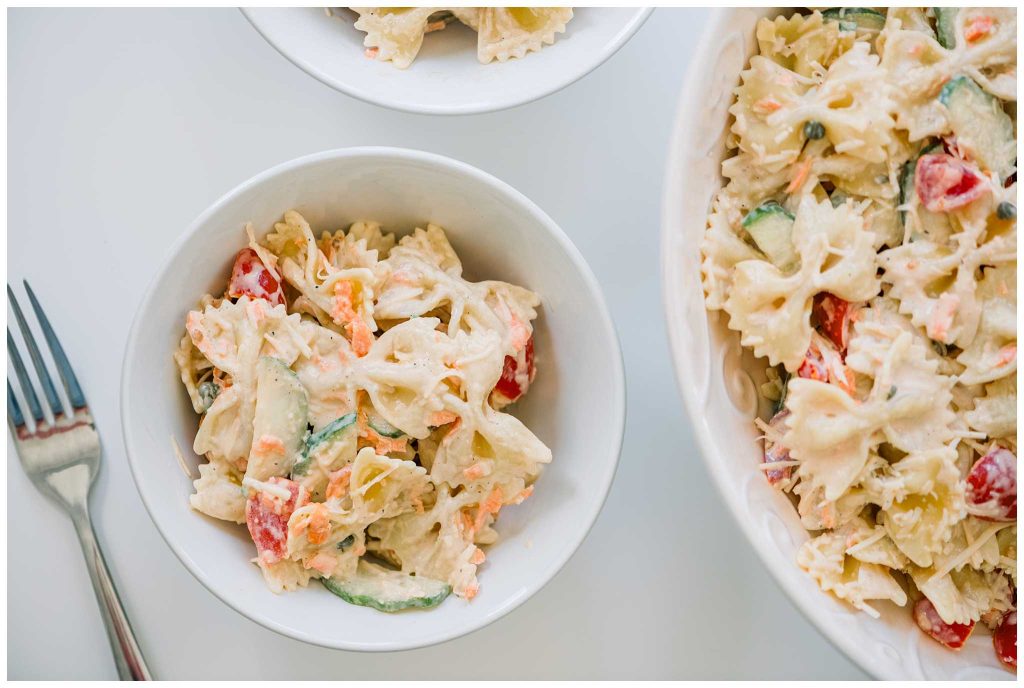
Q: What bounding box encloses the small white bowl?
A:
[122,147,625,651]
[241,7,651,115]
[661,8,1009,681]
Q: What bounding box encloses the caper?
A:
[996,201,1016,220]
[198,380,220,411]
[803,120,825,140]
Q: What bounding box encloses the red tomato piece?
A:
[492,335,535,404]
[245,477,305,564]
[966,447,1017,521]
[763,409,792,485]
[812,293,853,353]
[228,248,285,306]
[914,597,975,650]
[994,611,1017,670]
[915,154,987,213]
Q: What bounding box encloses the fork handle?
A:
[71,509,152,680]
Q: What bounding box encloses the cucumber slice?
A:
[246,357,309,480]
[322,561,451,612]
[939,76,1016,181]
[823,8,886,32]
[742,202,799,273]
[934,8,958,49]
[366,408,405,439]
[292,412,357,477]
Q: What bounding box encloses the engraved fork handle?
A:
[71,508,152,680]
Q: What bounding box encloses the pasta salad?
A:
[700,8,1017,669]
[175,211,549,612]
[337,7,573,68]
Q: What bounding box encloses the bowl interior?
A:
[123,148,624,650]
[661,8,1009,681]
[242,7,651,114]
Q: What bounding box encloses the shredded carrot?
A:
[753,97,782,114]
[464,583,479,600]
[459,509,475,536]
[474,487,503,532]
[307,504,331,545]
[441,417,463,446]
[364,47,379,59]
[820,503,836,530]
[786,158,813,194]
[964,15,994,42]
[326,466,352,500]
[510,485,534,505]
[463,463,488,480]
[306,552,336,576]
[331,280,372,357]
[253,434,286,456]
[996,344,1016,367]
[429,410,459,427]
[470,548,486,565]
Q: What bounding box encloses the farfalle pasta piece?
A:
[879,192,1015,346]
[369,486,482,598]
[185,297,309,464]
[291,324,359,431]
[879,8,1017,140]
[700,193,762,310]
[352,317,459,438]
[724,195,878,370]
[350,8,441,69]
[348,447,431,520]
[257,558,315,594]
[476,8,572,64]
[880,447,966,567]
[797,519,909,617]
[730,56,811,172]
[786,320,956,501]
[770,42,897,164]
[911,565,1013,626]
[931,517,1010,578]
[189,455,245,524]
[755,10,855,78]
[965,377,1016,442]
[956,264,1017,385]
[265,212,380,353]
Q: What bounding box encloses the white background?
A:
[8,8,866,679]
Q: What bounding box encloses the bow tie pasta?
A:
[702,8,1017,666]
[176,211,549,611]
[343,7,573,68]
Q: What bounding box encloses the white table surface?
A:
[8,8,867,680]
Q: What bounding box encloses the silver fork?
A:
[7,282,151,681]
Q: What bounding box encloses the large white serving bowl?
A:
[241,7,651,115]
[660,9,1010,682]
[122,147,625,651]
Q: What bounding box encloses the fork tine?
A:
[8,380,26,429]
[8,285,65,418]
[7,329,44,423]
[22,281,87,410]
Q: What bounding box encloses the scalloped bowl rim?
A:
[660,8,1009,681]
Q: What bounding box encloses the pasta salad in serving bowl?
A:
[663,8,1016,680]
[122,147,624,650]
[240,7,651,115]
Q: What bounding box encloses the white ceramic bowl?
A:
[122,147,625,651]
[241,7,651,115]
[661,9,1009,681]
